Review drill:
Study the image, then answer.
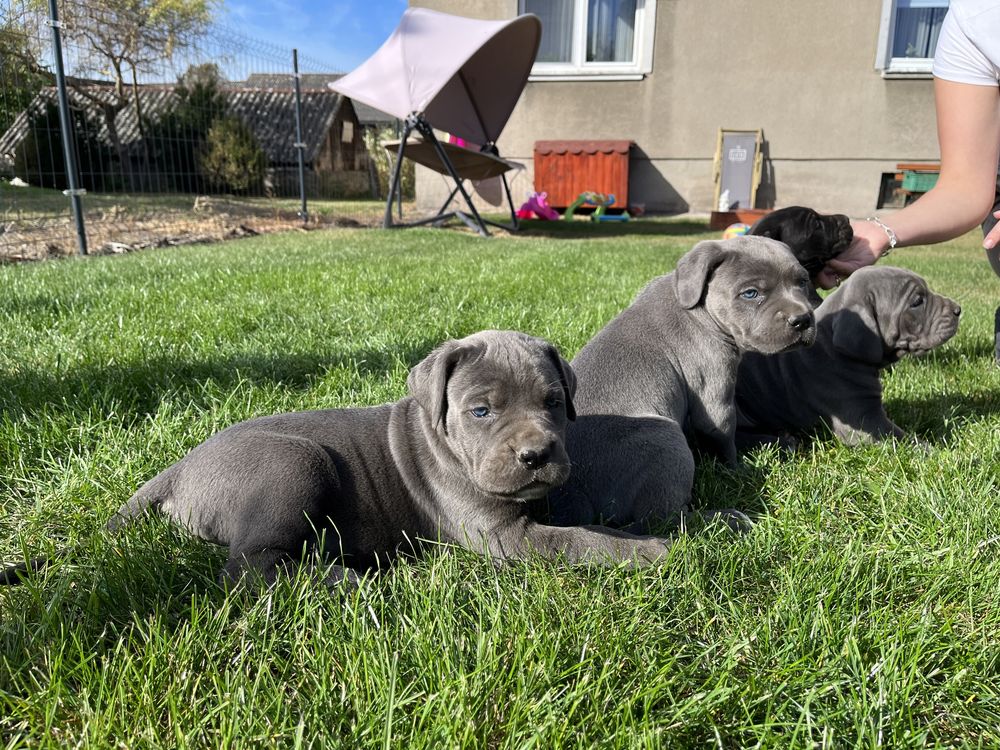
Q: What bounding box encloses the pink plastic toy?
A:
[516,191,560,220]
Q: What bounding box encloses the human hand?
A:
[984,210,1000,250]
[816,219,889,289]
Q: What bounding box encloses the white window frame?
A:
[875,0,948,78]
[521,0,657,82]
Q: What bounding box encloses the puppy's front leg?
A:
[518,521,672,567]
[689,397,739,466]
[831,407,905,445]
[690,423,739,466]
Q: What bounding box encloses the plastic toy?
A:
[516,191,560,220]
[722,222,751,239]
[564,191,630,222]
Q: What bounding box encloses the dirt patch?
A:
[0,198,380,263]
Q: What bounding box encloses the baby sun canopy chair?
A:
[329,8,541,236]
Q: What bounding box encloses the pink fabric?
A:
[518,192,560,220]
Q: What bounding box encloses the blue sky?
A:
[223,0,407,73]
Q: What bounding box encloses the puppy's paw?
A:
[735,430,800,456]
[774,433,800,453]
[700,508,754,534]
[906,435,934,455]
[323,565,363,591]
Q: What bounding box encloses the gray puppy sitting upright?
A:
[1,330,672,588]
[548,237,817,532]
[736,266,961,447]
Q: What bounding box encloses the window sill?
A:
[879,69,934,79]
[528,73,647,82]
[879,57,934,79]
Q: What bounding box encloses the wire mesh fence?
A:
[0,0,414,262]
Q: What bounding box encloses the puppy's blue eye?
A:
[910,295,925,308]
[740,289,760,300]
[471,406,490,418]
[544,396,561,409]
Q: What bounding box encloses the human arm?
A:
[986,209,1000,249]
[817,77,1000,288]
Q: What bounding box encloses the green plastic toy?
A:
[564,191,630,222]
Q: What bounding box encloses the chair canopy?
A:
[329,8,540,145]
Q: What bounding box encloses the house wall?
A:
[410,0,939,217]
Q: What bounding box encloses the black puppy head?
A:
[750,206,853,277]
[408,330,575,499]
[828,267,961,366]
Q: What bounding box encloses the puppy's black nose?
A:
[952,303,962,316]
[788,312,814,331]
[518,446,550,470]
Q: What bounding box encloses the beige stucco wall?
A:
[411,0,940,218]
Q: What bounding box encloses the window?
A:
[876,0,949,77]
[522,0,656,80]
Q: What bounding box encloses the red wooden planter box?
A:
[709,208,772,230]
[533,140,632,210]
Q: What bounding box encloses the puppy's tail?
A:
[105,477,168,533]
[0,555,57,585]
[1,470,171,587]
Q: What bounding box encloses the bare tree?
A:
[25,0,217,189]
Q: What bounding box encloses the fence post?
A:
[47,0,88,255]
[292,49,308,226]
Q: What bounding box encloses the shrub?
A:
[363,125,413,200]
[198,115,267,194]
[143,63,227,193]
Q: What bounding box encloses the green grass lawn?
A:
[1,223,999,747]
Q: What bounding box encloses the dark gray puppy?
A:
[548,237,816,531]
[1,330,671,588]
[736,266,961,447]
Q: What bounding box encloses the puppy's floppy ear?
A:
[830,303,886,365]
[544,344,577,421]
[407,339,479,431]
[750,219,779,240]
[675,240,729,309]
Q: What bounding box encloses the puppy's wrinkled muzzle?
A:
[834,220,854,247]
[778,309,816,349]
[516,439,555,470]
[795,312,817,346]
[788,312,814,332]
[478,429,571,499]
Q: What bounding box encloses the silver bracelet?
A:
[866,216,897,256]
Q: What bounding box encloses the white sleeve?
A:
[932,8,998,86]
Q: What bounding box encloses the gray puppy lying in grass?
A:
[1,330,672,589]
[736,266,961,448]
[548,237,817,532]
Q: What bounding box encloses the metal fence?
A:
[0,0,414,262]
